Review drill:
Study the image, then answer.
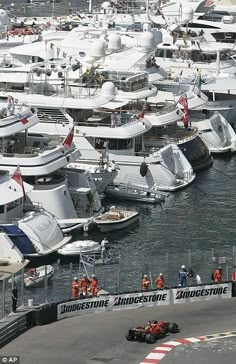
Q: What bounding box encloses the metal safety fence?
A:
[1,245,235,319]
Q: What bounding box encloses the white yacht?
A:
[154,29,236,79]
[0,169,71,261]
[0,97,104,232]
[189,110,236,153]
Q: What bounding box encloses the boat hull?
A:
[93,212,139,232]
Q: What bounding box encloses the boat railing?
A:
[77,112,149,129]
[152,102,176,115]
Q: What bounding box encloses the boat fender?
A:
[140,161,148,177]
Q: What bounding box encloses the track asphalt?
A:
[1,297,236,364]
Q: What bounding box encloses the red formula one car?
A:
[126,320,179,344]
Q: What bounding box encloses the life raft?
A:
[140,161,148,177]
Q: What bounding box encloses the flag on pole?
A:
[102,141,109,160]
[178,95,189,127]
[63,126,74,148]
[11,165,26,199]
[21,117,29,124]
[194,73,202,97]
[137,109,145,119]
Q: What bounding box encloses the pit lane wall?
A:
[57,282,232,321]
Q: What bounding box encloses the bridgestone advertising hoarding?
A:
[57,289,170,320]
[173,283,231,304]
[57,283,232,320]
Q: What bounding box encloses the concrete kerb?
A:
[139,332,236,364]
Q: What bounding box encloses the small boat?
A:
[58,240,101,256]
[24,265,54,288]
[105,183,166,204]
[93,207,139,232]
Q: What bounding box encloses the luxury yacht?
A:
[0,169,71,262]
[0,97,104,232]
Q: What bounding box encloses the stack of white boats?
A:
[1,0,236,264]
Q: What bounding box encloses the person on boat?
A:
[178,265,188,287]
[27,268,37,277]
[231,265,236,281]
[72,277,80,299]
[90,274,98,296]
[98,156,105,171]
[155,273,164,289]
[101,238,110,261]
[213,267,223,283]
[110,160,119,171]
[141,274,150,291]
[80,274,89,297]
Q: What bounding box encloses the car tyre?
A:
[126,333,134,341]
[168,323,179,333]
[145,332,155,344]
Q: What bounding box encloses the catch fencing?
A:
[0,245,235,319]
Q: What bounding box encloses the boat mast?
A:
[146,0,150,20]
[88,0,92,13]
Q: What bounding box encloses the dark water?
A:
[1,155,236,314]
[1,0,103,18]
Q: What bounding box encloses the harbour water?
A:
[1,0,104,18]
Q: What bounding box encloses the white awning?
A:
[99,99,128,110]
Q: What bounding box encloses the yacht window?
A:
[185,22,220,29]
[0,205,4,214]
[6,198,22,212]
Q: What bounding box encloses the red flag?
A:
[178,95,189,127]
[11,165,26,199]
[21,117,28,124]
[137,110,145,119]
[63,126,74,148]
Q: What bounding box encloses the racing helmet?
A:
[181,265,186,269]
[144,274,147,278]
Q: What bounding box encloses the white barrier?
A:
[57,283,232,321]
[173,283,231,303]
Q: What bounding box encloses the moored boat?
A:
[93,207,139,232]
[24,265,54,288]
[58,240,101,256]
[105,183,166,204]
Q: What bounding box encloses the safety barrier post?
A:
[69,263,73,297]
[20,268,24,307]
[44,265,48,304]
[165,253,169,287]
[233,246,236,269]
[188,249,192,286]
[117,259,121,294]
[2,279,6,318]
